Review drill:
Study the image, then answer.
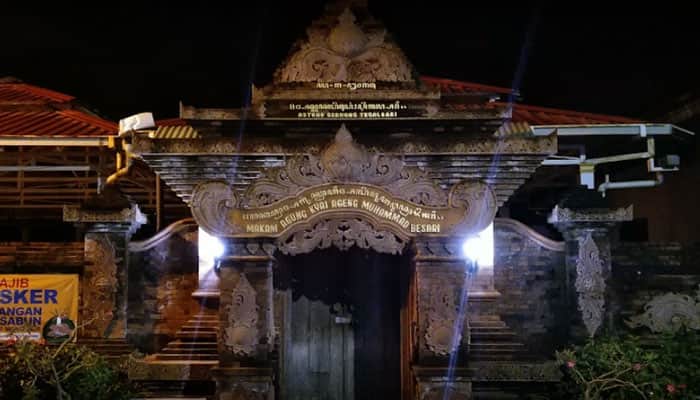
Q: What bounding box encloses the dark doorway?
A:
[277,247,404,400]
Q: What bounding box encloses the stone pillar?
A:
[64,194,146,339]
[213,238,276,400]
[549,203,632,340]
[412,238,473,400]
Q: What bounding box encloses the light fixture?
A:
[461,222,494,267]
[199,227,225,270]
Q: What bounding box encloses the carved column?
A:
[64,199,146,339]
[412,238,473,400]
[549,204,632,340]
[213,238,276,400]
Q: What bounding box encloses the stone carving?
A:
[576,232,606,337]
[548,205,633,224]
[274,8,413,83]
[83,235,119,337]
[224,273,260,356]
[626,285,700,333]
[191,125,497,240]
[425,281,466,355]
[277,218,406,256]
[245,125,445,208]
[63,204,147,228]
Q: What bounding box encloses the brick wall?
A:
[493,219,567,357]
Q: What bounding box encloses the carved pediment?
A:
[191,125,497,246]
[273,7,414,83]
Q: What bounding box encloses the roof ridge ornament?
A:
[273,4,414,83]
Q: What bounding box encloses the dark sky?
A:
[3,2,699,123]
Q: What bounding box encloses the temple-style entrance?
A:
[277,248,404,399]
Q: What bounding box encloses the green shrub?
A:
[556,331,700,399]
[0,338,135,400]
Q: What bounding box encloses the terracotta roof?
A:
[501,102,641,125]
[422,75,640,125]
[0,83,74,105]
[421,76,514,95]
[0,80,117,137]
[0,110,116,137]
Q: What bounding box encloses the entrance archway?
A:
[276,246,407,400]
[190,125,497,400]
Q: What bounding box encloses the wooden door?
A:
[278,248,402,400]
[283,295,354,400]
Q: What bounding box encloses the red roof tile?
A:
[0,110,116,137]
[421,76,514,95]
[0,83,74,105]
[497,102,641,125]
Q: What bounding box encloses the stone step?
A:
[178,327,218,333]
[469,320,507,328]
[153,353,219,361]
[161,346,218,353]
[181,322,219,329]
[469,326,513,334]
[175,332,217,341]
[469,353,518,361]
[132,378,215,398]
[469,343,524,351]
[470,331,518,341]
[164,341,218,349]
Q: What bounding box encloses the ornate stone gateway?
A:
[131,3,557,399]
[187,126,498,400]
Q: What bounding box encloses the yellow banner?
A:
[0,274,79,343]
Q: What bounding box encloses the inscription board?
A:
[264,100,434,119]
[232,184,466,238]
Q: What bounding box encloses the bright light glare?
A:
[199,228,225,264]
[461,222,494,266]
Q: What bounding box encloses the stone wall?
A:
[492,218,700,359]
[611,242,700,332]
[493,219,567,357]
[128,230,199,353]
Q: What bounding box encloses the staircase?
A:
[469,316,526,361]
[129,309,219,398]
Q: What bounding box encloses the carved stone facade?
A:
[191,125,497,243]
[273,8,413,83]
[550,205,632,339]
[224,273,260,356]
[65,199,145,339]
[82,234,120,338]
[575,232,607,337]
[424,278,466,356]
[277,217,406,255]
[414,239,472,361]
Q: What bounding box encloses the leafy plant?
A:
[556,331,700,400]
[0,337,136,400]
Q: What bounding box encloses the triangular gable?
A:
[273,3,415,85]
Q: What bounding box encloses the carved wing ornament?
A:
[190,181,242,237]
[190,125,497,244]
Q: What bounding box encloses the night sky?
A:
[3,2,699,123]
